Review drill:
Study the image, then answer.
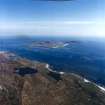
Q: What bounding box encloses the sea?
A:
[0,36,105,86]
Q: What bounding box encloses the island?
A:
[0,51,105,105]
[28,40,80,49]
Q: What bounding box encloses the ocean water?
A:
[0,36,105,86]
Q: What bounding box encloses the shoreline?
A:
[0,51,7,53]
[45,63,65,75]
[52,43,69,49]
[83,78,105,92]
[45,63,105,93]
[1,51,105,93]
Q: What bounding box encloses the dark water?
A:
[15,67,37,76]
[48,71,62,81]
[0,36,105,86]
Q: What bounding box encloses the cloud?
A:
[0,20,105,37]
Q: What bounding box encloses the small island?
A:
[28,40,80,49]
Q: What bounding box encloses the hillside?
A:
[0,52,105,105]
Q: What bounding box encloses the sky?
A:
[0,0,105,37]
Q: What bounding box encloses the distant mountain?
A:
[0,35,33,42]
[0,52,105,105]
[12,35,32,41]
